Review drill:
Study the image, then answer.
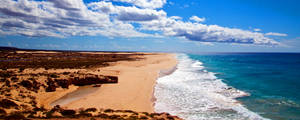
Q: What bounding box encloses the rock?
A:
[71,74,118,86]
[105,76,118,83]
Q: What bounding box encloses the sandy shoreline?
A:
[52,53,177,112]
[0,50,182,119]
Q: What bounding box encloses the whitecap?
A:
[154,53,268,120]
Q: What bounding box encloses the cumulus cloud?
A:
[265,32,288,37]
[116,8,166,21]
[112,0,166,9]
[0,0,150,38]
[88,1,166,21]
[169,16,182,20]
[140,17,279,45]
[0,0,282,45]
[253,28,261,32]
[189,16,205,22]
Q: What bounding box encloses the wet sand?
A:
[50,85,101,107]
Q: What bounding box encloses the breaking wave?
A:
[154,54,267,120]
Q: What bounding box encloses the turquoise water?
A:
[189,53,300,120]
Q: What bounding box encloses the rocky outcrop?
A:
[45,74,118,92]
[0,99,18,109]
[70,74,118,86]
[55,79,71,89]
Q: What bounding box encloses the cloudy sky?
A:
[0,0,299,52]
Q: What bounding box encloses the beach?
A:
[0,50,182,119]
[56,53,177,112]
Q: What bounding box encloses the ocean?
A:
[154,53,300,120]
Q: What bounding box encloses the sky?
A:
[0,0,300,53]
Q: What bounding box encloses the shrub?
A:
[0,108,7,115]
[90,117,96,120]
[104,109,114,113]
[62,72,70,75]
[142,112,149,116]
[29,100,37,106]
[96,113,109,118]
[124,110,134,113]
[0,78,6,82]
[78,112,92,117]
[0,71,11,78]
[167,115,175,120]
[51,105,62,112]
[139,115,148,119]
[45,111,54,118]
[19,80,33,90]
[1,68,7,71]
[28,78,35,81]
[5,80,11,87]
[50,74,59,78]
[10,76,18,81]
[0,99,18,108]
[33,105,46,112]
[108,115,121,119]
[19,68,25,72]
[4,112,27,120]
[128,115,138,120]
[85,108,97,112]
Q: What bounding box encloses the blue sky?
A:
[0,0,299,52]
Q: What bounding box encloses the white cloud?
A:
[112,0,166,9]
[170,16,182,20]
[189,16,205,22]
[140,17,279,45]
[0,0,151,38]
[0,0,281,46]
[88,1,166,21]
[265,32,288,37]
[253,28,261,32]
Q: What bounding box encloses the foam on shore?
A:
[154,54,268,120]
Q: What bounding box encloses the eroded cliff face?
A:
[0,68,119,117]
[0,69,181,120]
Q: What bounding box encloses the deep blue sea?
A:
[154,53,300,120]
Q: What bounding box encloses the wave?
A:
[154,53,268,120]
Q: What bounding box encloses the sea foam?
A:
[154,54,268,120]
